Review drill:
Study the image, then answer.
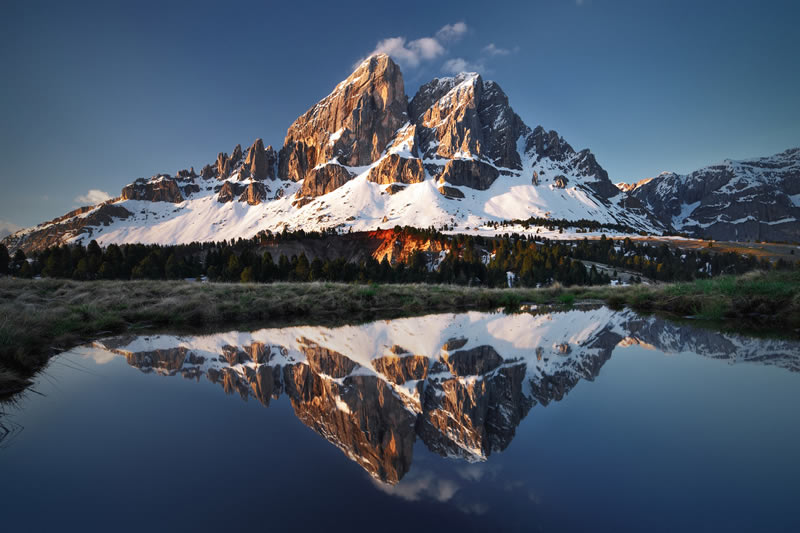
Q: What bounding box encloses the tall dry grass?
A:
[1,270,798,397]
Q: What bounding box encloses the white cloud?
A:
[443,41,518,74]
[483,43,512,56]
[364,22,518,76]
[74,189,111,205]
[370,37,443,68]
[457,463,497,482]
[364,22,467,69]
[80,347,116,365]
[442,57,485,74]
[435,22,468,43]
[372,472,460,502]
[0,220,22,239]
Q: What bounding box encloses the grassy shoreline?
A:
[2,271,799,396]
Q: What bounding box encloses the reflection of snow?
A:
[94,306,800,399]
[82,307,800,489]
[75,346,116,365]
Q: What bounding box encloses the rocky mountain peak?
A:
[409,72,526,170]
[278,53,408,186]
[525,125,574,162]
[244,138,277,180]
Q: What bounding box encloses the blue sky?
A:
[1,0,798,228]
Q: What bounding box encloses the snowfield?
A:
[32,137,663,248]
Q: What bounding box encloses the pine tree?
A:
[0,244,9,275]
[293,253,310,281]
[240,266,255,283]
[225,254,242,281]
[12,249,26,275]
[165,253,182,280]
[72,258,91,280]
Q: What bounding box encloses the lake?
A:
[1,306,799,532]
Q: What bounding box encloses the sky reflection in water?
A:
[1,307,799,532]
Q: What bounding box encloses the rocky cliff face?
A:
[244,138,277,181]
[121,176,185,203]
[366,154,425,185]
[409,73,526,170]
[437,159,500,190]
[279,54,408,185]
[276,54,634,204]
[299,164,354,197]
[623,148,800,241]
[239,182,268,206]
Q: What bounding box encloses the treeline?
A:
[569,235,782,281]
[481,216,645,235]
[1,228,794,287]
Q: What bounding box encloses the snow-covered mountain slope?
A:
[621,148,800,241]
[90,307,800,483]
[6,54,666,253]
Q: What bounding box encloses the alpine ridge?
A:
[4,54,796,253]
[620,148,800,242]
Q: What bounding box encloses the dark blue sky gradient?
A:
[2,0,798,226]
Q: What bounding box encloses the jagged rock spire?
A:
[278,53,408,183]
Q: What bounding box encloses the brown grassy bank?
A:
[2,271,799,397]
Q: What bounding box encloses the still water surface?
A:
[1,306,799,532]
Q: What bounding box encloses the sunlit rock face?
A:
[279,53,408,184]
[121,176,184,203]
[95,308,800,483]
[410,73,525,170]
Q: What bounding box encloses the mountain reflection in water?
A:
[92,306,800,484]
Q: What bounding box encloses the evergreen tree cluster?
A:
[0,228,793,287]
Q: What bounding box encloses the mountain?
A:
[621,148,800,242]
[93,307,800,484]
[5,54,662,254]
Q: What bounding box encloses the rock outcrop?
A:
[409,73,526,169]
[217,181,245,203]
[216,144,243,180]
[384,184,406,195]
[244,138,277,180]
[175,168,197,179]
[299,164,354,197]
[367,154,425,185]
[238,182,268,205]
[438,159,499,190]
[279,53,408,193]
[200,164,216,179]
[121,176,184,203]
[524,126,574,164]
[372,353,429,386]
[438,185,465,199]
